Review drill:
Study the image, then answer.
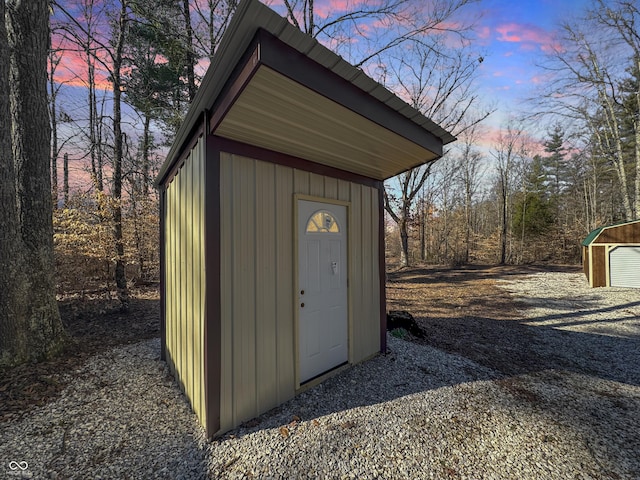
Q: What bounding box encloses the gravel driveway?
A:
[1,270,639,479]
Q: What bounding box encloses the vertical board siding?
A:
[274,165,295,405]
[164,137,206,428]
[370,188,381,354]
[592,246,607,287]
[349,183,364,362]
[234,157,257,424]
[255,161,278,414]
[219,152,380,432]
[219,155,234,432]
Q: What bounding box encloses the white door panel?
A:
[298,200,348,383]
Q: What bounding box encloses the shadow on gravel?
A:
[387,265,639,386]
[387,264,580,285]
[214,265,639,479]
[220,265,640,436]
[0,289,160,421]
[416,311,640,386]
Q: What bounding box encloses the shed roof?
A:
[156,0,455,186]
[581,219,640,246]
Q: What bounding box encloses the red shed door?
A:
[297,200,348,383]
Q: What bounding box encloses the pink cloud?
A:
[53,50,111,90]
[314,0,369,19]
[476,26,491,40]
[495,22,555,49]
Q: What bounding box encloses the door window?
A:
[306,210,340,233]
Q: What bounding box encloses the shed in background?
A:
[581,219,640,288]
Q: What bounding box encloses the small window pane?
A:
[306,210,340,233]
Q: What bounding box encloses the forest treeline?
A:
[49,0,640,286]
[47,0,638,288]
[30,0,640,294]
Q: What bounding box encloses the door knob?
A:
[301,303,305,308]
[300,290,305,295]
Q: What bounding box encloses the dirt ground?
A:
[386,264,583,376]
[0,287,160,422]
[1,265,583,422]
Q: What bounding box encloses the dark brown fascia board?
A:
[160,121,205,186]
[159,188,166,361]
[377,183,387,354]
[208,35,262,134]
[204,135,222,439]
[206,29,445,179]
[255,29,445,161]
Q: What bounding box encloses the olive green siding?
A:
[164,136,206,427]
[218,152,380,433]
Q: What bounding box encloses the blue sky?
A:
[471,0,593,137]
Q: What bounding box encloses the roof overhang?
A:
[156,0,455,186]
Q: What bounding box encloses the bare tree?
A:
[281,0,489,268]
[453,125,485,263]
[111,0,130,310]
[382,37,491,267]
[49,49,62,208]
[490,123,526,265]
[191,0,237,59]
[282,0,478,68]
[53,0,131,309]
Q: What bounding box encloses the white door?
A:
[610,246,640,288]
[298,200,348,383]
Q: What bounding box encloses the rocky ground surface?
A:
[1,267,639,479]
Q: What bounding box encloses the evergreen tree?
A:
[542,123,568,203]
[512,155,554,237]
[125,0,192,140]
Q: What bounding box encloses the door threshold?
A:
[297,361,349,393]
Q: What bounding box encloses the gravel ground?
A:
[1,271,639,479]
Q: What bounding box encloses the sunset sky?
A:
[52,0,600,188]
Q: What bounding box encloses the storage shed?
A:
[155,0,455,438]
[581,219,640,288]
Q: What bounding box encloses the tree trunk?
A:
[88,46,101,192]
[63,153,69,207]
[5,0,66,364]
[399,216,410,268]
[182,0,196,102]
[112,0,129,311]
[142,113,151,196]
[49,51,58,209]
[0,0,30,367]
[500,186,507,265]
